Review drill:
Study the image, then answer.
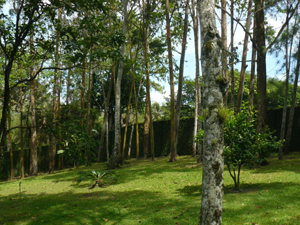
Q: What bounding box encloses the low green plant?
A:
[224,103,283,190]
[77,170,117,189]
[196,103,283,191]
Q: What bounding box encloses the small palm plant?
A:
[77,170,117,189]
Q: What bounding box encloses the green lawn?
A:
[1,153,300,225]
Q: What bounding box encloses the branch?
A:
[266,0,300,50]
[11,63,80,89]
[215,4,257,51]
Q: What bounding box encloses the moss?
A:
[203,108,209,118]
[212,139,218,145]
[217,106,232,123]
[204,40,213,51]
[215,75,223,84]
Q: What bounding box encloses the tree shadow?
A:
[0,189,200,225]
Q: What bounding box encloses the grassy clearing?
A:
[0,153,300,225]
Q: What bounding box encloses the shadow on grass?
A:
[222,181,300,225]
[0,188,200,225]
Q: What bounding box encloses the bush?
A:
[196,103,283,191]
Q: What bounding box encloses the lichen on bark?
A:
[199,0,224,224]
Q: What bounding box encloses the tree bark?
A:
[199,0,224,224]
[255,0,267,133]
[49,8,61,173]
[98,67,114,162]
[111,0,128,169]
[236,0,253,112]
[285,37,300,155]
[166,0,176,162]
[192,0,201,158]
[8,107,14,179]
[221,0,228,106]
[279,2,291,159]
[20,87,25,178]
[30,70,38,175]
[249,17,256,108]
[175,0,189,158]
[230,0,235,108]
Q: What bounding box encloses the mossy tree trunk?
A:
[199,0,224,224]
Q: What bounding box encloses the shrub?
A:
[196,103,283,191]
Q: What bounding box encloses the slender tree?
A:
[174,0,189,157]
[165,0,176,162]
[191,0,201,158]
[111,0,129,169]
[221,0,228,106]
[236,0,253,112]
[285,35,300,154]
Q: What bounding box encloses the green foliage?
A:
[77,169,117,189]
[224,103,283,190]
[58,106,98,167]
[196,103,283,190]
[194,128,204,145]
[217,105,233,123]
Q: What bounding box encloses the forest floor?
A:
[0,152,300,225]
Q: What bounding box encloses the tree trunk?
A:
[174,0,189,158]
[111,0,128,169]
[199,0,224,224]
[192,0,200,158]
[255,0,267,133]
[285,37,300,155]
[20,87,25,178]
[30,70,38,175]
[122,82,133,160]
[98,67,114,162]
[236,0,253,112]
[143,94,150,158]
[49,8,61,173]
[81,56,86,125]
[128,78,143,158]
[230,0,235,108]
[166,0,176,162]
[221,0,228,106]
[8,107,14,179]
[279,3,291,159]
[249,18,256,107]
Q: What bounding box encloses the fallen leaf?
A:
[103,218,108,221]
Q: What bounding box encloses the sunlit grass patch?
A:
[0,153,300,224]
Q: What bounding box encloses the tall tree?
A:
[285,37,300,155]
[143,0,155,161]
[49,8,61,173]
[174,0,189,157]
[255,0,267,133]
[166,0,176,162]
[236,0,253,112]
[111,0,129,169]
[249,16,256,107]
[199,0,224,224]
[191,0,201,158]
[221,0,228,106]
[230,0,235,107]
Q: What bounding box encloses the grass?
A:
[0,153,300,225]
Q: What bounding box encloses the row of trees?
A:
[1,0,300,224]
